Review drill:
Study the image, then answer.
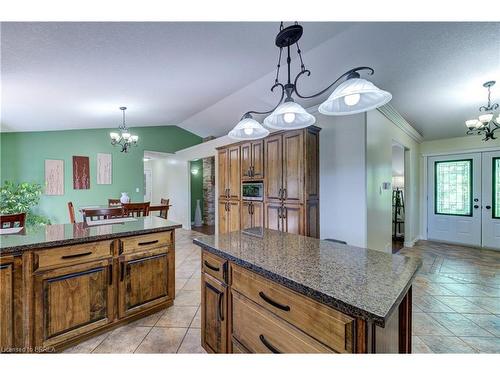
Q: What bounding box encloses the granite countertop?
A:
[0,216,182,254]
[193,228,421,327]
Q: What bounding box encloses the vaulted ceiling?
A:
[1,22,499,140]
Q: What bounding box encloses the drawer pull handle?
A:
[258,292,290,311]
[61,251,92,260]
[204,260,220,272]
[120,262,125,282]
[138,240,159,246]
[259,334,281,354]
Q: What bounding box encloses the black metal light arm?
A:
[294,66,374,99]
[241,82,285,119]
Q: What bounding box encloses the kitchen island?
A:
[193,228,421,353]
[0,216,181,353]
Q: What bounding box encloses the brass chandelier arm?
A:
[293,66,375,99]
[241,82,285,119]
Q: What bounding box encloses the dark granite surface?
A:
[193,228,421,327]
[0,216,181,254]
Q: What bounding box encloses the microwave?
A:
[242,182,264,201]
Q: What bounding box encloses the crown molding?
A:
[307,102,423,143]
[376,103,424,143]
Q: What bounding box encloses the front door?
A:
[428,153,482,246]
[482,151,500,249]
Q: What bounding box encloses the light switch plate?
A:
[136,188,140,193]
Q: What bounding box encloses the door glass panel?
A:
[494,157,500,219]
[435,159,472,216]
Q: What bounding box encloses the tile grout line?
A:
[176,304,201,353]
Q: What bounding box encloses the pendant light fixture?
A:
[227,22,392,140]
[110,106,139,153]
[464,81,499,141]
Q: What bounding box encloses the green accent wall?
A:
[190,159,203,223]
[0,126,202,224]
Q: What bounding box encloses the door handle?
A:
[283,188,287,200]
[227,188,230,198]
[258,291,291,311]
[61,251,92,260]
[485,205,491,210]
[120,262,125,282]
[278,188,282,199]
[217,292,225,321]
[251,202,254,215]
[108,264,113,285]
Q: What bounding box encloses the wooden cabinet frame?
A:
[201,272,228,353]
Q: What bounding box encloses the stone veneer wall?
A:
[202,156,215,225]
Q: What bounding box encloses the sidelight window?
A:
[494,158,500,219]
[435,159,473,216]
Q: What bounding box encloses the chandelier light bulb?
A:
[130,135,139,142]
[110,132,119,140]
[344,93,361,106]
[283,112,296,123]
[243,127,254,135]
[122,132,131,140]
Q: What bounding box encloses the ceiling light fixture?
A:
[110,106,139,152]
[465,81,499,141]
[227,22,392,140]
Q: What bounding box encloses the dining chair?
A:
[159,198,170,219]
[123,202,150,217]
[82,207,125,222]
[68,202,76,224]
[108,199,122,207]
[0,213,26,228]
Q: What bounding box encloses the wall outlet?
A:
[136,188,140,193]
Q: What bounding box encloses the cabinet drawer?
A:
[232,291,332,353]
[231,264,354,353]
[202,250,227,283]
[34,241,113,271]
[120,231,172,254]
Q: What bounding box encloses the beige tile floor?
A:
[399,240,500,353]
[64,231,499,354]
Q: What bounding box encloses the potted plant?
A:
[0,181,51,226]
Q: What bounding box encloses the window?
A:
[494,157,500,219]
[435,159,472,216]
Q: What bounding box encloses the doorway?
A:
[427,151,499,250]
[392,143,406,253]
[190,156,215,235]
[144,168,152,202]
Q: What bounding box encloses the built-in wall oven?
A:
[241,181,264,201]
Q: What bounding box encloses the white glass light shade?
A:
[479,113,493,123]
[263,101,316,130]
[465,119,478,129]
[392,175,404,189]
[110,132,120,140]
[228,117,269,140]
[130,135,139,142]
[122,132,131,140]
[318,77,392,116]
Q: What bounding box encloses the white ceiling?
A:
[1,22,499,140]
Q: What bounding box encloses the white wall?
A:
[366,110,421,252]
[148,136,235,229]
[316,111,367,247]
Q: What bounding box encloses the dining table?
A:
[79,203,171,214]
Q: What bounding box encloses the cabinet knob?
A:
[485,205,491,210]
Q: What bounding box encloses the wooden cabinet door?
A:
[252,201,264,228]
[218,201,229,234]
[265,203,283,231]
[241,142,252,180]
[0,260,14,350]
[251,140,264,179]
[283,130,304,204]
[265,134,283,202]
[218,149,228,199]
[227,200,241,232]
[228,145,241,200]
[33,258,114,348]
[118,248,170,318]
[241,201,253,230]
[283,204,303,235]
[201,273,227,353]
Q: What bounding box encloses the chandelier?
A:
[109,106,139,152]
[465,81,499,141]
[228,22,392,140]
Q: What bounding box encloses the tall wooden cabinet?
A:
[217,126,320,237]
